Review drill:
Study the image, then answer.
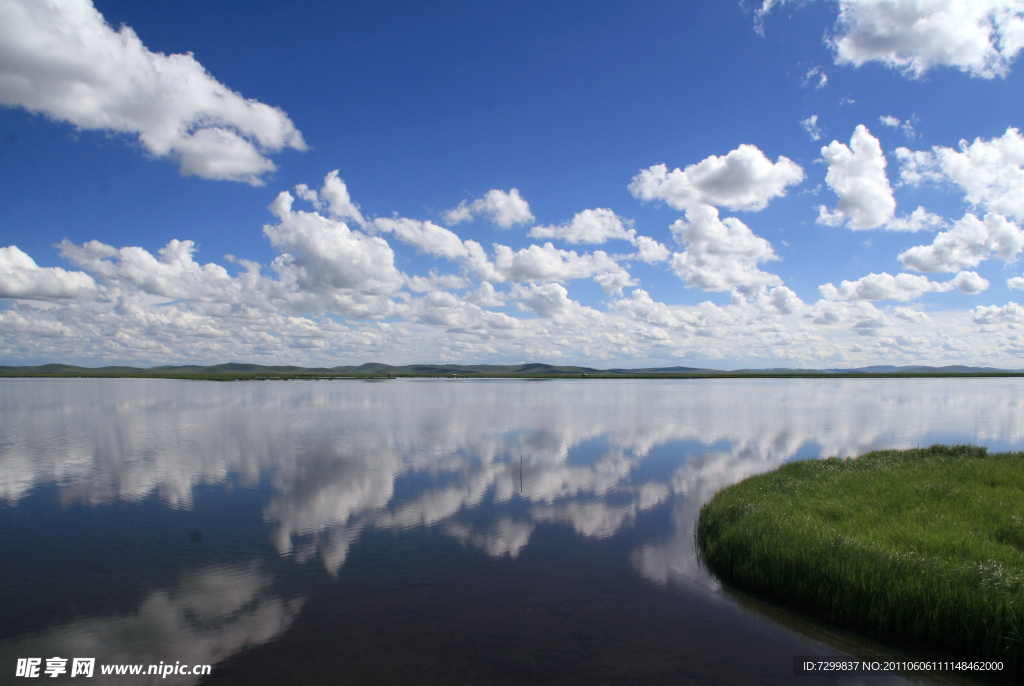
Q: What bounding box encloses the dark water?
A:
[1,377,1022,685]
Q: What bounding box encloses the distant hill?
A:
[829,365,1005,374]
[0,362,1019,379]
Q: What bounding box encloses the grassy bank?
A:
[695,445,1024,671]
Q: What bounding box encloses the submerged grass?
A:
[695,444,1024,670]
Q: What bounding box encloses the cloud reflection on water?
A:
[0,562,303,685]
[2,377,1023,582]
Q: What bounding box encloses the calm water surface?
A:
[1,377,1022,685]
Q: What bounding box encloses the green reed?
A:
[696,445,1024,670]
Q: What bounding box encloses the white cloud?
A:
[878,114,918,139]
[294,171,365,226]
[884,206,946,232]
[817,125,896,230]
[756,1,1024,79]
[629,145,805,212]
[485,242,634,293]
[402,291,521,333]
[515,283,604,324]
[801,115,823,141]
[441,189,534,229]
[8,165,1023,368]
[830,0,1024,79]
[894,147,946,186]
[898,212,1024,272]
[1009,277,1024,290]
[952,270,990,294]
[49,177,408,321]
[754,0,788,35]
[668,204,782,295]
[757,285,805,314]
[0,245,96,301]
[611,289,693,329]
[263,191,404,317]
[405,271,468,293]
[371,217,471,261]
[972,301,1024,325]
[529,208,635,244]
[893,306,931,323]
[0,0,306,184]
[819,270,986,301]
[58,238,237,302]
[463,282,507,307]
[528,208,669,265]
[899,128,1024,223]
[629,235,672,264]
[804,66,829,88]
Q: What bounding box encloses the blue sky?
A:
[2,0,1024,368]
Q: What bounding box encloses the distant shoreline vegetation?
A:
[696,445,1024,672]
[0,362,1022,381]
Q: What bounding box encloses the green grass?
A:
[695,445,1024,670]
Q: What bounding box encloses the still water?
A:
[1,377,1022,685]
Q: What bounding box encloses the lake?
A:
[1,377,1021,685]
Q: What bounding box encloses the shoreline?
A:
[696,445,1024,676]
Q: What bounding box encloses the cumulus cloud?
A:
[817,125,896,230]
[898,212,1024,271]
[668,205,782,295]
[628,235,672,264]
[529,208,635,244]
[757,285,805,314]
[819,270,987,301]
[0,246,96,300]
[893,306,931,323]
[528,208,669,265]
[58,238,235,302]
[405,271,468,293]
[830,0,1024,79]
[6,164,1015,368]
[878,114,917,139]
[804,66,829,88]
[402,290,520,333]
[611,289,693,329]
[263,191,403,315]
[801,115,823,141]
[293,171,364,226]
[441,189,534,229]
[1009,277,1024,290]
[629,145,805,212]
[951,270,991,294]
[515,283,604,324]
[0,0,306,184]
[973,301,1024,327]
[898,128,1024,222]
[757,1,1024,79]
[371,217,471,261]
[48,174,417,321]
[463,282,507,307]
[894,147,947,186]
[885,206,946,232]
[753,0,789,35]
[483,242,634,294]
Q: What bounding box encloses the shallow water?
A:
[1,377,1021,684]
